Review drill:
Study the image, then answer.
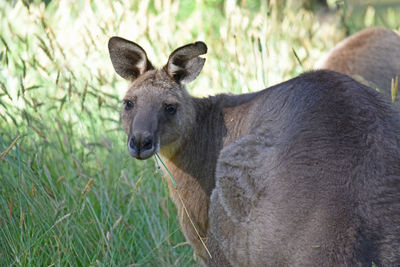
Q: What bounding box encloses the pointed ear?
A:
[165,41,207,84]
[108,37,154,81]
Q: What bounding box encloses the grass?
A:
[1,0,400,266]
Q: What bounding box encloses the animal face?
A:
[108,37,207,159]
[120,70,196,159]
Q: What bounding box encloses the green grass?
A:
[1,0,400,266]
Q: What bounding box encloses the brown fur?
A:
[317,27,400,103]
[109,38,400,266]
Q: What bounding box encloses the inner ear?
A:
[166,41,207,84]
[108,37,154,81]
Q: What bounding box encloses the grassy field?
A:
[1,0,400,266]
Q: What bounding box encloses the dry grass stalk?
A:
[156,153,212,258]
[175,188,212,259]
[20,211,25,227]
[106,215,123,241]
[9,197,12,218]
[392,76,399,102]
[82,178,94,195]
[53,213,71,227]
[32,184,36,198]
[173,241,190,248]
[30,125,46,139]
[0,135,20,159]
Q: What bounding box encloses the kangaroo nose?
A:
[128,134,154,159]
[142,137,153,151]
[129,136,138,152]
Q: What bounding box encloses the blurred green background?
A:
[1,0,400,266]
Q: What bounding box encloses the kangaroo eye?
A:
[165,104,177,115]
[124,100,134,110]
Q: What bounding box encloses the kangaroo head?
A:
[108,37,207,159]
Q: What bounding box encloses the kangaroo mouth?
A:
[127,137,160,160]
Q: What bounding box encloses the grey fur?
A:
[209,71,400,266]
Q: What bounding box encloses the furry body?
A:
[108,38,400,266]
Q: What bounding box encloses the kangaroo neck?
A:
[159,92,260,197]
[162,96,225,196]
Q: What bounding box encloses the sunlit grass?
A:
[1,0,400,265]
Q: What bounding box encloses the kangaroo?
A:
[108,37,400,266]
[317,27,400,103]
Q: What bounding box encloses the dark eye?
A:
[124,100,134,110]
[165,104,177,115]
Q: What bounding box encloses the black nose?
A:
[142,137,153,151]
[129,136,153,152]
[129,137,138,152]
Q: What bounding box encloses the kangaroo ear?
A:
[108,37,154,81]
[166,41,207,84]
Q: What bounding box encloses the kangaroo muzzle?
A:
[128,132,156,159]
